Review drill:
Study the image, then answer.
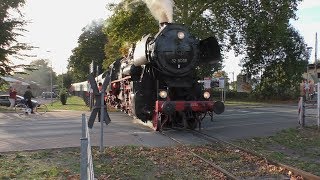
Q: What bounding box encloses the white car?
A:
[0,94,39,107]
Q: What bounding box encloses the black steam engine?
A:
[106,23,224,130]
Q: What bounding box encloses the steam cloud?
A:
[142,0,174,23]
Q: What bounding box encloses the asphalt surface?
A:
[202,104,318,140]
[0,103,318,152]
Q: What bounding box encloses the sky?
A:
[15,0,320,77]
[16,0,114,74]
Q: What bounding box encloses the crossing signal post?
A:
[87,73,111,152]
[88,74,111,128]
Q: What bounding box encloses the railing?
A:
[80,114,94,180]
[299,82,320,129]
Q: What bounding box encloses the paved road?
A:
[0,104,317,152]
[201,104,317,140]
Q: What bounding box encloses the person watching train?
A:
[23,86,34,113]
[9,86,17,109]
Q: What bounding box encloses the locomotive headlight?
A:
[203,91,210,99]
[159,90,168,99]
[177,31,185,39]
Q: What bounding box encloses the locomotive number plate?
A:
[171,58,188,64]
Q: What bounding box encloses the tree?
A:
[56,72,73,90]
[0,0,33,78]
[234,0,306,99]
[251,27,308,99]
[103,0,305,99]
[14,59,56,88]
[103,0,223,77]
[103,0,158,68]
[68,20,108,82]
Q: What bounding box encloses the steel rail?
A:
[190,129,320,180]
[160,131,239,180]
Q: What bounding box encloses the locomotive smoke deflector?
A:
[133,34,152,66]
[199,36,221,64]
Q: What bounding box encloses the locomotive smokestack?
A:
[142,0,174,23]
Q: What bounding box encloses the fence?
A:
[80,114,94,180]
[299,82,320,129]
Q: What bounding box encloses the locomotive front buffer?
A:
[152,99,225,131]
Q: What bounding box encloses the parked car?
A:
[0,94,39,107]
[41,92,57,99]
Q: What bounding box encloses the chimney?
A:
[159,22,168,28]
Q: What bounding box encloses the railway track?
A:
[161,129,320,180]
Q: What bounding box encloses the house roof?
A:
[1,76,30,85]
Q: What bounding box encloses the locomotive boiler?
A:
[106,23,225,130]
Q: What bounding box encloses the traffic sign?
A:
[87,73,111,128]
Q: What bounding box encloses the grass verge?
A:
[0,106,15,112]
[225,100,297,107]
[46,96,90,111]
[234,126,320,176]
[0,146,225,179]
[46,96,117,112]
[1,126,319,179]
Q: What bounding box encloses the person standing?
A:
[24,86,34,113]
[9,87,17,108]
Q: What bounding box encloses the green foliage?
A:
[59,90,67,105]
[103,0,158,68]
[249,27,308,100]
[56,72,73,90]
[13,59,56,87]
[235,1,305,100]
[0,79,9,91]
[175,0,305,97]
[174,0,227,77]
[47,96,89,111]
[101,0,305,99]
[67,20,108,82]
[103,0,224,76]
[0,0,34,78]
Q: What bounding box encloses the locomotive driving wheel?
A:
[181,112,198,130]
[187,118,197,130]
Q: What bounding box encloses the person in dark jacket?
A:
[24,86,34,113]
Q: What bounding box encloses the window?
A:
[0,96,8,100]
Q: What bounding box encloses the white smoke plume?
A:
[142,0,174,23]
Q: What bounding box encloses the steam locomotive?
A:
[105,23,225,130]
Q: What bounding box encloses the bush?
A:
[59,90,67,105]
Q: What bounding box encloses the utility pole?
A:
[315,33,318,76]
[50,62,53,106]
[316,33,318,64]
[61,67,64,89]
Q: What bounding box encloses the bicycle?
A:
[15,100,48,118]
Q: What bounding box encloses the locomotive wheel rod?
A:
[110,76,131,83]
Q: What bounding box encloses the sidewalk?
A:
[0,111,206,152]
